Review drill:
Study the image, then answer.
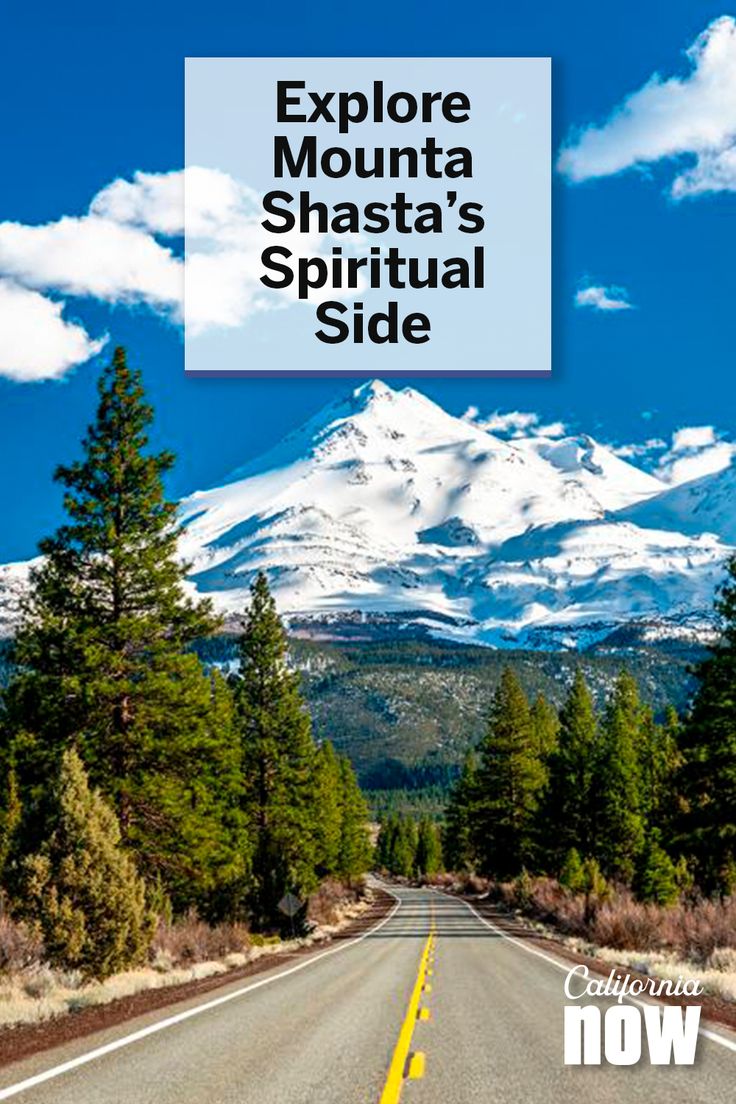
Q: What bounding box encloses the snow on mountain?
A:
[514,434,664,512]
[620,462,736,545]
[175,380,732,648]
[0,560,34,637]
[1,382,731,649]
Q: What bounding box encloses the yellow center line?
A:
[378,921,435,1104]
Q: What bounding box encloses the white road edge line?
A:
[0,891,402,1101]
[439,889,736,1055]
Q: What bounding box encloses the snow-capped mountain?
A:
[173,380,733,649]
[0,381,731,649]
[620,463,736,545]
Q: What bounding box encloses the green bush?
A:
[22,749,153,979]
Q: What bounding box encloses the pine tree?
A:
[233,572,318,927]
[397,818,419,878]
[0,750,21,886]
[22,749,152,979]
[375,816,393,871]
[376,815,417,877]
[542,670,598,870]
[336,754,372,879]
[444,751,478,872]
[473,668,545,879]
[559,847,586,894]
[678,555,736,894]
[313,741,342,878]
[3,348,246,912]
[530,693,560,759]
[638,705,681,835]
[593,672,646,882]
[415,817,442,877]
[634,829,679,906]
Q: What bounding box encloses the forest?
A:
[437,580,736,902]
[0,348,372,981]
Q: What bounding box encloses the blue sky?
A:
[1,0,734,559]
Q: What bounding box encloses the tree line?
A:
[444,577,736,902]
[0,348,371,977]
[375,814,442,879]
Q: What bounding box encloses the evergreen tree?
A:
[233,572,318,927]
[542,670,597,869]
[593,672,646,882]
[336,754,372,879]
[0,749,20,886]
[415,817,442,877]
[313,741,342,878]
[376,815,417,877]
[473,668,545,879]
[559,847,586,894]
[443,751,478,872]
[375,815,394,871]
[638,705,681,835]
[2,349,245,912]
[634,829,680,907]
[678,555,736,894]
[530,693,560,759]
[22,749,152,979]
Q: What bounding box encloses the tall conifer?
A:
[3,348,245,911]
[336,754,372,879]
[542,669,597,869]
[678,555,736,894]
[593,672,645,881]
[474,668,545,879]
[444,751,478,872]
[233,572,318,926]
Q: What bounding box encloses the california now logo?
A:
[563,965,704,1066]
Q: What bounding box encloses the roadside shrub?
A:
[591,894,662,951]
[151,912,250,968]
[307,878,364,927]
[0,915,44,972]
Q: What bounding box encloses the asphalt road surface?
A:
[0,884,734,1103]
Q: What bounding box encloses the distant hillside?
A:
[196,635,702,814]
[2,630,703,816]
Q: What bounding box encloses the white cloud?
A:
[87,167,360,334]
[558,16,736,198]
[612,437,667,460]
[463,407,566,439]
[656,425,735,484]
[613,423,734,485]
[671,425,717,450]
[0,167,354,378]
[671,144,736,197]
[0,279,106,382]
[0,216,181,309]
[575,285,633,311]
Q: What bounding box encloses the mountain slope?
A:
[620,463,736,545]
[175,381,732,648]
[1,382,731,648]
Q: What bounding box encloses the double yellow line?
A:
[379,920,436,1104]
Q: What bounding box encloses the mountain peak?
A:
[351,379,395,404]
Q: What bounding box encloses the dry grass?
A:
[150,912,251,972]
[0,880,369,1030]
[0,916,44,972]
[438,872,736,1005]
[307,879,368,929]
[493,876,736,964]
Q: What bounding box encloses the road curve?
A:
[0,885,734,1103]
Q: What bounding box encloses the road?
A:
[0,885,734,1103]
